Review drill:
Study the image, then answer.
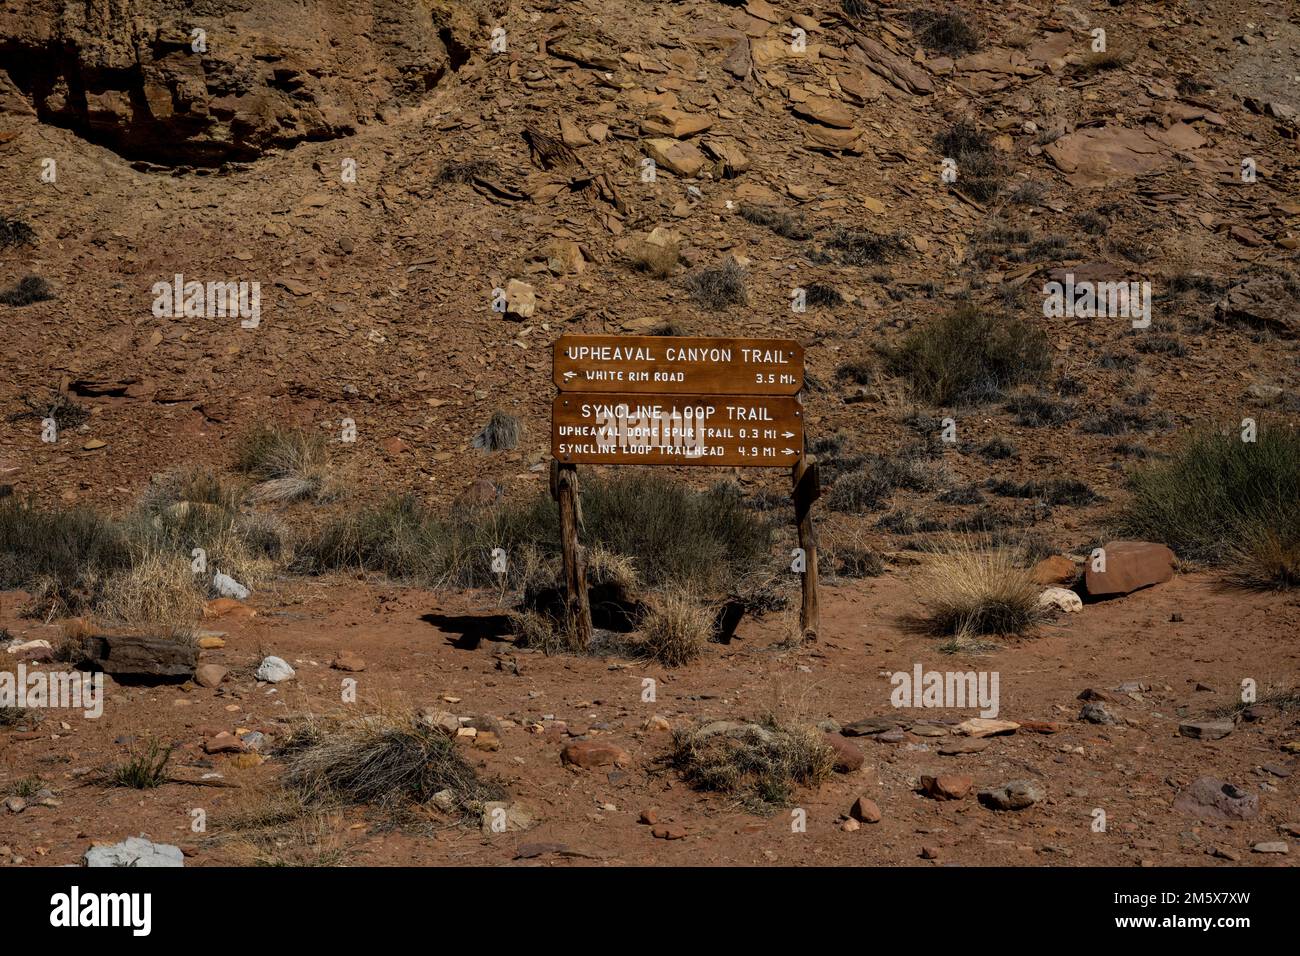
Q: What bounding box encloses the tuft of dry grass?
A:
[669,717,836,809]
[915,535,1042,637]
[637,588,714,667]
[281,711,505,816]
[106,737,173,789]
[684,260,747,309]
[472,410,522,452]
[100,549,206,627]
[235,427,333,503]
[627,237,681,278]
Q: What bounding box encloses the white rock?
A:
[84,836,184,867]
[1038,586,1082,613]
[6,639,52,655]
[255,656,295,683]
[213,571,250,599]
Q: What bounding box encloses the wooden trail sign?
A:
[548,332,820,643]
[551,393,803,466]
[554,334,804,395]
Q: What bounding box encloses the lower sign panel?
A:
[552,394,804,467]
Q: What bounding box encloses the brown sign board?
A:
[552,393,804,467]
[553,334,804,395]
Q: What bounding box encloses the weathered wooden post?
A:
[550,459,592,647]
[792,452,821,641]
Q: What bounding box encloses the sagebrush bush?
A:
[882,303,1051,405]
[1119,425,1300,584]
[235,426,332,503]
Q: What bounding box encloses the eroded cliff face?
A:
[0,0,485,164]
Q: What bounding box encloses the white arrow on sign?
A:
[782,431,795,438]
[563,371,576,380]
[782,448,796,455]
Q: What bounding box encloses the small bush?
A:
[1071,51,1130,76]
[835,359,874,385]
[977,437,1016,460]
[472,410,522,452]
[915,537,1041,636]
[906,9,980,56]
[684,261,747,309]
[0,276,54,306]
[739,204,812,241]
[0,215,37,249]
[1005,393,1075,427]
[827,453,939,514]
[108,738,173,789]
[824,228,905,266]
[436,159,496,183]
[989,478,1099,507]
[282,713,504,814]
[8,391,88,430]
[637,589,714,667]
[805,283,842,308]
[1080,406,1170,436]
[1119,426,1300,575]
[235,426,332,503]
[669,718,835,808]
[882,304,1051,405]
[936,122,1006,203]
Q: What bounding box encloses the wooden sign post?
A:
[551,334,819,643]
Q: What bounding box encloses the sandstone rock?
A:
[954,718,1019,738]
[331,651,366,672]
[1038,586,1083,613]
[504,279,536,319]
[1085,541,1175,597]
[480,801,536,835]
[1173,777,1259,821]
[921,773,972,800]
[851,796,881,823]
[652,824,687,840]
[204,598,256,620]
[6,639,53,662]
[254,656,295,683]
[1252,841,1289,854]
[645,138,707,177]
[561,740,631,769]
[792,96,855,129]
[417,709,461,736]
[825,733,865,772]
[1178,719,1234,741]
[457,479,500,509]
[1032,555,1077,586]
[194,663,227,688]
[0,1,457,166]
[203,731,246,754]
[639,808,659,825]
[979,780,1045,810]
[841,716,904,736]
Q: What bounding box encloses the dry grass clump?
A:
[100,550,206,627]
[915,535,1042,637]
[472,410,522,451]
[637,588,715,667]
[669,718,836,809]
[235,426,334,503]
[627,237,681,278]
[281,712,505,816]
[0,276,54,306]
[684,260,747,309]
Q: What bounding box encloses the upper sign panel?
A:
[553,334,804,395]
